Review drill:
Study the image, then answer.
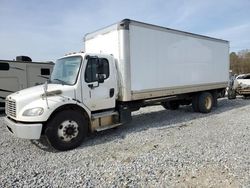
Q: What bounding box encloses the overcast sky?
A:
[0,0,249,61]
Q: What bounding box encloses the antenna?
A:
[43,81,49,109]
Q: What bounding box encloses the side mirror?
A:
[98,74,105,83]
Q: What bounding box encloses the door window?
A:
[0,63,10,71]
[41,68,50,75]
[85,58,109,83]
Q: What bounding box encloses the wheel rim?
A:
[57,120,79,142]
[205,96,212,109]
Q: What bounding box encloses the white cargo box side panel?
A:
[85,30,120,58]
[129,24,229,92]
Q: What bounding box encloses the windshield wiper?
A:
[52,79,67,85]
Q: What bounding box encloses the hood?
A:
[7,83,75,103]
[5,83,77,121]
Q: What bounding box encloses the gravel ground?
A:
[0,97,250,187]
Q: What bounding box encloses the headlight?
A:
[23,107,44,116]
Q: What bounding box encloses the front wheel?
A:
[45,110,88,151]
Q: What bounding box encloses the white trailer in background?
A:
[0,56,54,107]
[4,19,229,150]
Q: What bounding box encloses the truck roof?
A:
[85,19,229,44]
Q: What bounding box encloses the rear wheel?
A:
[198,92,213,113]
[212,91,218,107]
[0,102,5,108]
[45,110,88,151]
[192,95,199,112]
[162,101,180,110]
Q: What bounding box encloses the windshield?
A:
[51,56,82,85]
[237,74,250,79]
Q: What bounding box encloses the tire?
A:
[192,95,199,112]
[212,91,218,108]
[45,110,88,151]
[162,101,180,110]
[0,102,5,108]
[198,92,213,113]
[243,94,250,99]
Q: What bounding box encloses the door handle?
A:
[109,88,115,98]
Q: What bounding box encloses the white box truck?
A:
[0,56,54,108]
[4,19,229,150]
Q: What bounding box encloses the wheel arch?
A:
[42,104,91,134]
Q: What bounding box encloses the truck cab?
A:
[5,53,121,150]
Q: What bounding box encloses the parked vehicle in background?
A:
[4,19,229,150]
[0,56,54,107]
[233,74,250,98]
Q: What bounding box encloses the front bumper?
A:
[4,117,42,139]
[236,88,250,95]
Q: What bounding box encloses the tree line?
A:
[230,49,250,74]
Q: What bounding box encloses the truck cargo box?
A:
[85,19,229,101]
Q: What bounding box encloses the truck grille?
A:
[6,99,16,118]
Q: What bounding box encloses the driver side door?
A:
[81,56,117,111]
